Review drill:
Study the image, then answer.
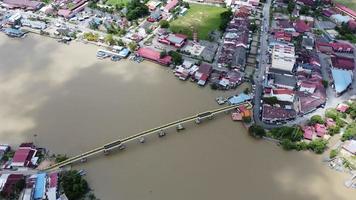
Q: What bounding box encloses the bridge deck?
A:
[44,102,251,171]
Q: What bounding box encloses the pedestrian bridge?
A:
[44,102,252,171]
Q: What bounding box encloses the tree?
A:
[329,149,338,159]
[159,20,170,28]
[327,125,340,136]
[322,80,328,88]
[168,51,183,65]
[160,50,167,59]
[60,170,89,200]
[55,154,68,163]
[309,115,325,125]
[281,139,296,151]
[308,139,328,154]
[299,5,310,15]
[243,88,250,94]
[287,0,295,13]
[269,126,303,142]
[341,122,356,141]
[219,9,233,31]
[248,124,266,138]
[128,42,138,51]
[126,0,149,21]
[105,34,115,45]
[263,96,278,105]
[243,116,252,123]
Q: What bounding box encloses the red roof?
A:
[315,123,326,137]
[137,47,172,65]
[349,20,356,31]
[164,0,178,12]
[335,3,356,18]
[294,20,311,33]
[336,103,349,112]
[331,56,355,70]
[49,173,58,188]
[272,88,294,95]
[303,126,314,140]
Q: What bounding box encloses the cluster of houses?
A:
[0,143,63,200]
[260,0,355,124]
[217,6,250,70]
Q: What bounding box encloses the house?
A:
[34,173,46,200]
[4,28,25,37]
[262,104,297,123]
[297,0,317,7]
[264,88,295,103]
[270,43,296,73]
[11,143,37,168]
[336,103,349,113]
[348,20,356,32]
[315,123,326,137]
[294,20,311,33]
[330,56,355,71]
[303,126,314,140]
[274,31,292,42]
[195,64,212,86]
[146,0,161,11]
[46,173,58,200]
[0,144,10,161]
[2,0,44,10]
[228,93,252,105]
[137,47,172,65]
[297,86,326,115]
[331,68,353,94]
[334,3,356,20]
[267,73,297,89]
[326,118,336,127]
[342,140,356,155]
[299,81,316,93]
[316,42,354,54]
[147,9,161,22]
[301,36,314,50]
[158,34,187,48]
[0,174,24,197]
[164,0,179,13]
[330,14,351,25]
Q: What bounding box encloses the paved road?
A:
[252,0,279,129]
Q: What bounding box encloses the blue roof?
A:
[34,173,46,199]
[331,68,352,93]
[4,28,23,35]
[119,48,130,57]
[228,93,252,105]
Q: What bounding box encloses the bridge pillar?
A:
[176,124,184,131]
[158,130,166,137]
[195,117,201,124]
[139,137,145,143]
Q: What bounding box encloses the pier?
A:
[44,102,252,171]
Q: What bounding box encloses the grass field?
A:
[106,0,129,6]
[170,4,227,40]
[334,0,356,10]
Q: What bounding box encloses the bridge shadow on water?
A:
[0,35,354,200]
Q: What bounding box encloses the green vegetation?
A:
[341,122,356,141]
[309,115,325,125]
[248,124,266,138]
[1,150,14,162]
[106,0,129,7]
[128,42,138,51]
[346,101,356,119]
[126,0,149,21]
[243,116,252,123]
[330,149,338,159]
[170,4,228,40]
[55,154,68,163]
[334,0,356,10]
[335,22,356,43]
[219,9,233,31]
[263,96,278,105]
[83,32,99,42]
[322,80,329,88]
[0,179,25,199]
[287,0,295,13]
[308,139,328,154]
[60,170,89,200]
[159,20,170,29]
[168,51,183,65]
[269,126,303,142]
[325,108,346,127]
[327,125,340,136]
[105,34,115,45]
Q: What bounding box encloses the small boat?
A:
[78,169,86,176]
[158,130,166,137]
[176,124,184,131]
[215,97,227,105]
[139,137,145,143]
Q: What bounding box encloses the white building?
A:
[270,44,296,73]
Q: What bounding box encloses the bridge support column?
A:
[176,124,185,131]
[158,130,166,137]
[195,117,201,124]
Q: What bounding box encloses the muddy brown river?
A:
[0,34,355,200]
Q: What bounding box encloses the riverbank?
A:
[0,34,355,199]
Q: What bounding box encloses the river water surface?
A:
[0,34,355,200]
